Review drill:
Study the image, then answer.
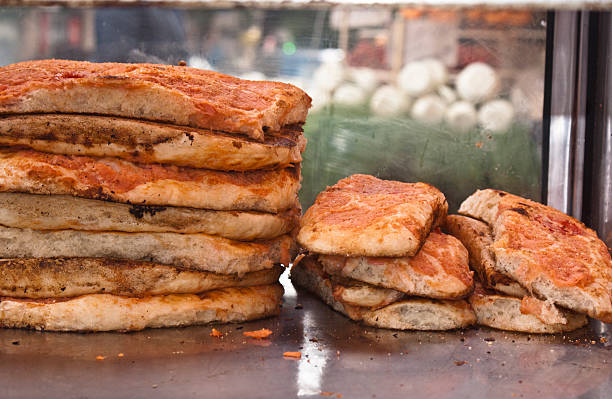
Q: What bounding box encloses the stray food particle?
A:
[475,142,483,148]
[454,360,467,366]
[284,351,301,359]
[243,328,273,339]
[210,328,223,338]
[591,340,597,345]
[600,337,607,343]
[484,337,495,342]
[295,304,303,310]
[178,60,186,66]
[309,338,319,343]
[152,384,158,389]
[117,353,124,358]
[337,395,342,398]
[96,355,105,360]
[320,392,334,397]
[11,341,19,345]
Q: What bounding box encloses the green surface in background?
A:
[301,106,541,213]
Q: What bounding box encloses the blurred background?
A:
[0,6,546,211]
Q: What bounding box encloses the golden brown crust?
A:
[0,257,284,298]
[317,231,474,299]
[445,214,528,297]
[0,284,284,332]
[0,193,299,240]
[0,226,296,275]
[460,189,612,322]
[0,114,305,171]
[0,60,311,141]
[298,174,448,257]
[291,256,475,330]
[0,148,300,212]
[469,281,588,333]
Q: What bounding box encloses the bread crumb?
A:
[454,360,467,366]
[283,351,301,359]
[210,328,223,338]
[95,355,105,360]
[117,353,124,358]
[243,328,273,339]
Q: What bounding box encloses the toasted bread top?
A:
[318,230,473,299]
[0,60,311,141]
[0,148,300,211]
[460,189,612,289]
[298,174,447,257]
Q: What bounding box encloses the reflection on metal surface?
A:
[297,311,330,396]
[546,11,588,217]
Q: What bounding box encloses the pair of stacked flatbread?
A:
[0,59,311,331]
[291,174,478,330]
[446,189,612,333]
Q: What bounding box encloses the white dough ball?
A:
[456,62,499,103]
[369,85,412,117]
[305,87,331,112]
[411,94,447,125]
[333,84,367,106]
[350,68,379,94]
[312,61,345,92]
[398,61,435,97]
[422,58,448,87]
[478,99,515,133]
[445,101,478,132]
[437,85,457,104]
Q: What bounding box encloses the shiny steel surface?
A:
[0,271,610,399]
[547,11,587,217]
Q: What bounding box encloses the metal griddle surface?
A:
[0,271,610,399]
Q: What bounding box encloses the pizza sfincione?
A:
[0,148,300,212]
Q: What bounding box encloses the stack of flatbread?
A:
[0,59,311,331]
[446,189,612,333]
[291,174,477,330]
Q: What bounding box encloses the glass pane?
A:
[0,6,546,211]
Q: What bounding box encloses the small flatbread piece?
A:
[0,226,296,275]
[469,282,587,333]
[0,60,311,141]
[291,256,475,330]
[298,174,448,257]
[460,189,612,323]
[0,148,300,212]
[0,114,305,171]
[0,193,299,240]
[318,231,474,299]
[0,284,284,332]
[445,215,528,297]
[0,258,283,298]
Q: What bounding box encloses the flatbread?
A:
[0,284,284,332]
[298,174,447,257]
[0,114,305,171]
[0,148,300,212]
[469,282,588,333]
[459,189,612,323]
[445,215,528,297]
[0,226,296,275]
[0,192,299,240]
[329,276,405,309]
[0,257,283,298]
[291,256,476,331]
[317,231,474,299]
[0,60,311,141]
